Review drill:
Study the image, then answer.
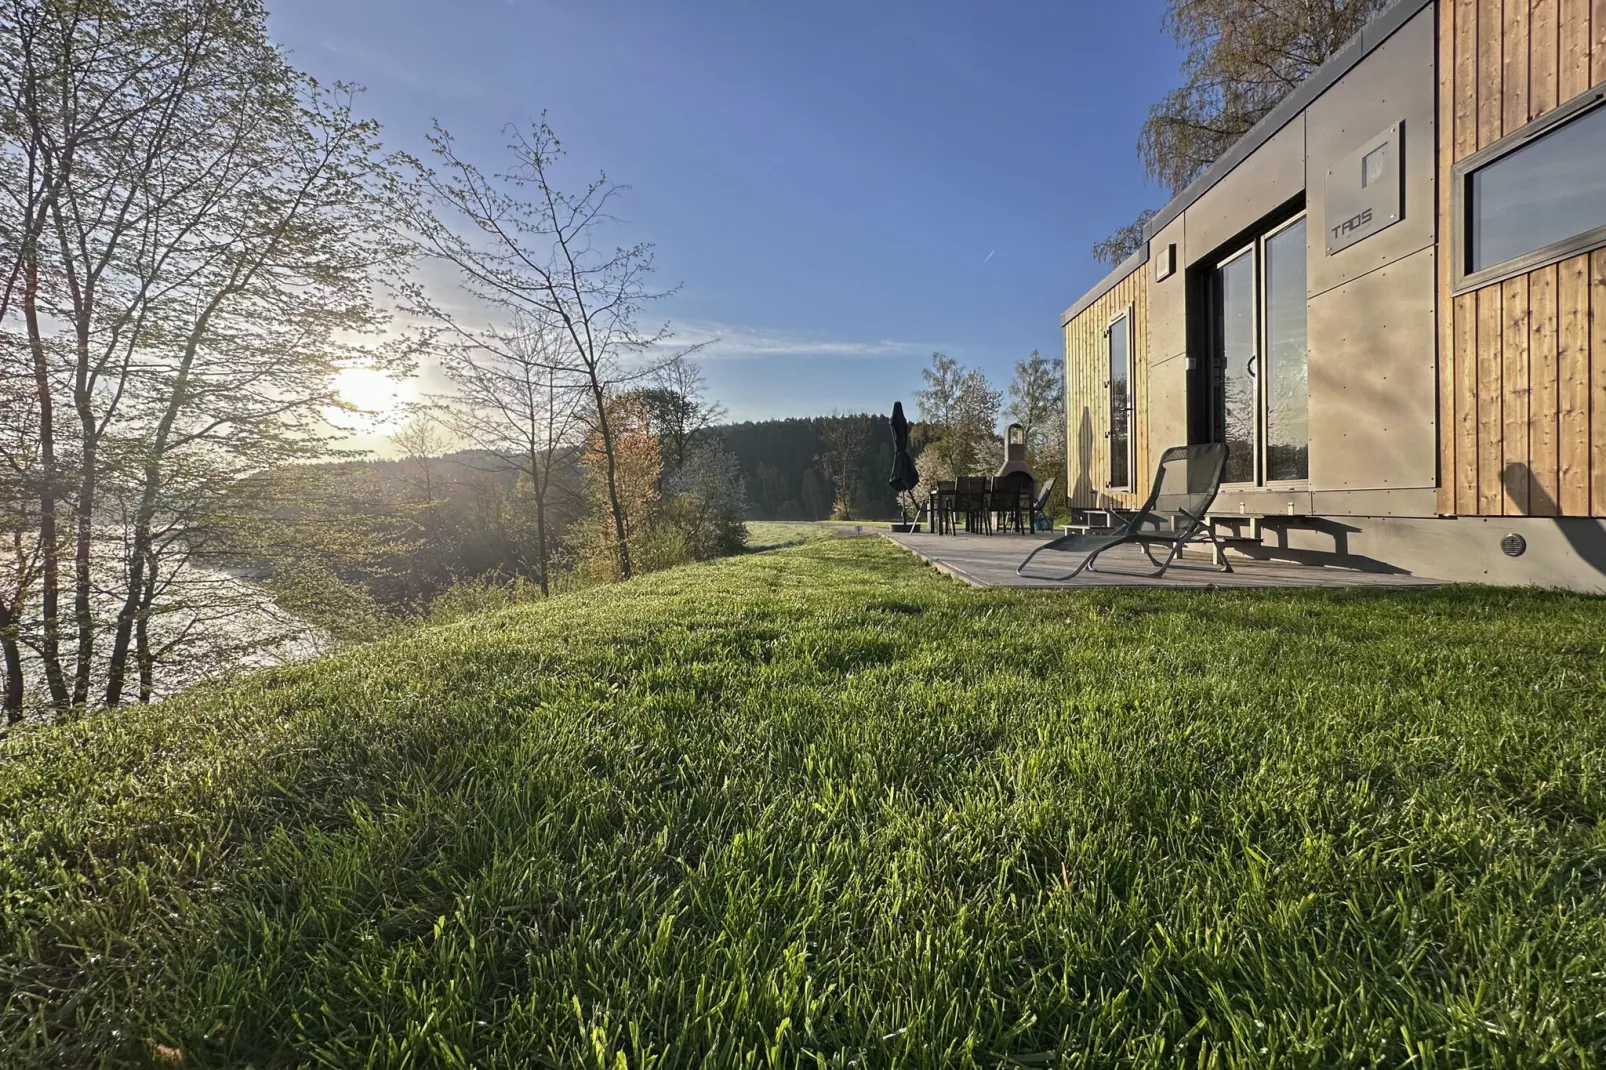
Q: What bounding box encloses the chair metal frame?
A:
[1017,444,1233,581]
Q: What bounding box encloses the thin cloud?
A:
[658,322,934,361]
[316,38,496,102]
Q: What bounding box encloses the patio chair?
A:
[991,471,1032,533]
[1029,476,1056,531]
[931,481,957,535]
[1016,443,1232,580]
[955,476,991,534]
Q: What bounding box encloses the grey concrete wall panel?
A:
[1367,516,1606,591]
[1147,214,1187,364]
[1153,241,1177,281]
[1306,7,1436,297]
[1184,117,1306,266]
[1146,351,1190,457]
[1223,514,1606,593]
[1140,0,1434,244]
[1307,246,1438,490]
[1061,244,1148,327]
[1309,487,1439,516]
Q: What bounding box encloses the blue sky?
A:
[269,0,1182,425]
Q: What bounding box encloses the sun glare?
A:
[329,365,411,436]
[334,366,404,413]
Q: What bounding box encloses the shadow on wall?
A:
[1236,517,1414,574]
[1072,407,1093,506]
[1501,463,1606,578]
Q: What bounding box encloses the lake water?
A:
[6,549,330,721]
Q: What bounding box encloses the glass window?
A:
[1469,102,1606,272]
[1218,250,1257,485]
[1263,219,1309,482]
[1108,314,1130,488]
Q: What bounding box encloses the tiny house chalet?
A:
[1060,0,1606,590]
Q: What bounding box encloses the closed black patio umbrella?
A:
[888,401,919,527]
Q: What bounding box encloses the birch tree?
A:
[1006,349,1065,476]
[431,315,584,596]
[2,0,410,710]
[636,353,725,475]
[0,384,39,719]
[915,352,1001,477]
[396,119,694,582]
[0,0,220,706]
[1140,0,1391,193]
[99,78,408,707]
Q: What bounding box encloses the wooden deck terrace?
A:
[880,530,1445,590]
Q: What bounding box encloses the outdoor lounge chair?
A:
[1016,443,1232,580]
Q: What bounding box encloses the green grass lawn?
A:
[741,521,842,552]
[3,537,1606,1068]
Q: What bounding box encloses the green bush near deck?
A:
[2,537,1604,1068]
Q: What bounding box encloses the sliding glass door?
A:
[1263,218,1308,482]
[1208,215,1309,486]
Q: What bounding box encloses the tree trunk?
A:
[102,499,152,706]
[23,264,68,709]
[106,297,217,704]
[1,607,23,723]
[62,225,101,708]
[71,433,95,707]
[105,447,165,705]
[529,448,550,597]
[136,548,155,703]
[534,493,550,597]
[590,383,632,580]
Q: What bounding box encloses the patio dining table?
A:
[926,476,1038,535]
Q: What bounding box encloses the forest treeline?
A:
[721,415,930,522]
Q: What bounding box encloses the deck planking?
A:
[880,531,1444,590]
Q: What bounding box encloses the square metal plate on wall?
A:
[1324,121,1404,254]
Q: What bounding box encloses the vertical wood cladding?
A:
[1062,267,1150,510]
[1440,0,1606,516]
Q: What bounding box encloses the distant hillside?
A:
[292,419,919,524]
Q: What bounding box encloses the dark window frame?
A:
[1452,85,1606,294]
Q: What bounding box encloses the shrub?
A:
[659,443,748,561]
[426,575,546,623]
